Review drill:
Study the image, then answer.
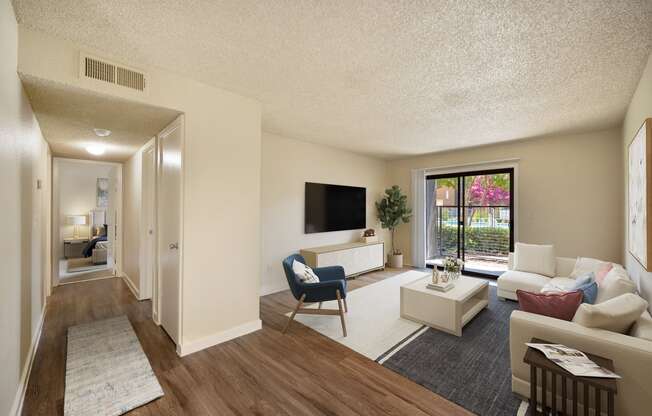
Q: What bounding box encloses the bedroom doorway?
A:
[51,158,122,285]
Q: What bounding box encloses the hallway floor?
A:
[23,274,470,415]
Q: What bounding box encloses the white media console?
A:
[300,241,385,278]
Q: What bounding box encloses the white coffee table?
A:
[400,275,489,336]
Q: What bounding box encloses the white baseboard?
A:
[177,319,262,357]
[122,273,141,300]
[10,303,47,416]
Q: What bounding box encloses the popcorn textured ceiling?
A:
[13,0,652,158]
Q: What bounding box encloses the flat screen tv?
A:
[305,182,366,233]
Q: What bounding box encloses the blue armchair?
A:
[282,254,348,336]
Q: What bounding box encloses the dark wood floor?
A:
[22,269,471,416]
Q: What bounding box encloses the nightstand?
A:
[64,238,89,259]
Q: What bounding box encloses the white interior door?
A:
[157,117,183,344]
[141,144,156,302]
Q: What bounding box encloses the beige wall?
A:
[261,132,390,295]
[17,27,262,351]
[387,128,623,266]
[0,0,50,414]
[622,52,652,308]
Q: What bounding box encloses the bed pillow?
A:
[595,267,637,304]
[513,243,556,277]
[292,260,320,284]
[516,290,583,321]
[573,293,648,333]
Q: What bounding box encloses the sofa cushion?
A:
[630,311,652,341]
[595,266,637,304]
[570,257,611,278]
[516,290,583,321]
[573,293,648,333]
[499,270,552,294]
[513,243,556,277]
[540,277,577,294]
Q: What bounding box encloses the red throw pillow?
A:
[516,290,583,321]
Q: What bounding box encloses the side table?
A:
[524,338,617,416]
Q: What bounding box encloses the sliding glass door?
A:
[426,168,514,277]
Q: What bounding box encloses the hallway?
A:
[22,275,468,416]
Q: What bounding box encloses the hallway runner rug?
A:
[64,315,163,416]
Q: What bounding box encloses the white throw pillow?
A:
[292,259,320,284]
[513,243,556,277]
[573,293,648,333]
[570,257,610,278]
[630,311,652,341]
[595,266,637,304]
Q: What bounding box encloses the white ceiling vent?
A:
[80,53,148,93]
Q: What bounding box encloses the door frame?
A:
[140,139,157,302]
[424,162,517,278]
[51,157,123,287]
[154,115,185,340]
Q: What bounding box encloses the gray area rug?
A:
[383,285,522,416]
[65,315,164,416]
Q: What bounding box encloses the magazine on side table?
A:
[526,343,621,379]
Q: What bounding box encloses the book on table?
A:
[426,282,454,292]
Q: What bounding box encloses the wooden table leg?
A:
[573,380,578,416]
[530,365,537,415]
[562,376,567,416]
[542,369,547,414]
[552,372,557,415]
[584,383,589,416]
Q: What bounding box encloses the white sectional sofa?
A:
[499,250,652,415]
[498,253,576,300]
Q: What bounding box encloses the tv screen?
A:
[305,182,366,233]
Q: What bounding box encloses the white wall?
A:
[261,132,389,295]
[622,52,652,310]
[17,26,262,352]
[387,128,624,266]
[0,1,50,414]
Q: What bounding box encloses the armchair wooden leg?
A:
[336,290,347,337]
[343,298,348,313]
[283,294,306,334]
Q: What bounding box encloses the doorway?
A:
[51,158,122,285]
[426,168,514,277]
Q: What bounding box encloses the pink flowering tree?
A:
[464,174,510,226]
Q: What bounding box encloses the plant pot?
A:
[388,254,403,268]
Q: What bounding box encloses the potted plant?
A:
[376,185,412,268]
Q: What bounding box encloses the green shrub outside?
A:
[435,226,509,255]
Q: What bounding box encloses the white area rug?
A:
[64,316,163,416]
[291,270,428,360]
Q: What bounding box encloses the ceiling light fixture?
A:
[86,144,106,155]
[93,128,112,137]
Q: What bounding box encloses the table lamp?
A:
[66,215,87,239]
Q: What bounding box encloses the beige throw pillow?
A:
[631,311,652,342]
[573,293,648,333]
[513,242,556,277]
[570,257,610,278]
[595,266,637,304]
